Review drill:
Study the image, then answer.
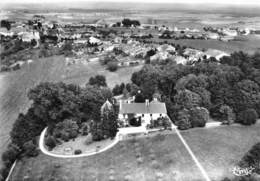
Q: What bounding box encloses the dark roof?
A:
[119,102,167,114]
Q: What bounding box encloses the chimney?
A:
[145,99,149,107]
[119,100,122,110]
[153,97,158,102]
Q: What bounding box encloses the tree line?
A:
[0,77,118,181]
[128,51,260,129]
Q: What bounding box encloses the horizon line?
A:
[1,0,260,5]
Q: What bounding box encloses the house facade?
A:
[118,98,167,128]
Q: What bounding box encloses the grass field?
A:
[0,56,142,168]
[151,35,260,55]
[10,132,203,181]
[9,124,260,181]
[181,124,260,180]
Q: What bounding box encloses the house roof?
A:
[119,102,167,114]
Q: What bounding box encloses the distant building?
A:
[204,49,230,61]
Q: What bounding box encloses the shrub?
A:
[1,144,20,163]
[81,122,89,136]
[237,109,258,125]
[176,109,191,130]
[239,142,260,174]
[60,131,70,142]
[0,166,9,181]
[70,130,78,140]
[190,107,209,128]
[45,136,56,149]
[74,149,82,155]
[219,105,235,125]
[23,141,38,157]
[107,61,118,72]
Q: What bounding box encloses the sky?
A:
[1,0,260,4]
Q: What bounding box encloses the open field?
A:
[10,132,204,181]
[182,124,260,180]
[0,56,142,167]
[9,124,260,181]
[151,35,260,54]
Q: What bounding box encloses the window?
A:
[142,114,144,117]
[150,114,152,117]
[160,114,162,116]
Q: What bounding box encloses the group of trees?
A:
[112,82,131,96]
[99,54,118,72]
[130,51,260,129]
[0,76,117,180]
[121,19,141,27]
[1,20,12,30]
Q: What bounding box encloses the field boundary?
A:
[39,127,120,158]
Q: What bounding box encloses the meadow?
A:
[151,35,260,54]
[0,56,142,167]
[9,124,260,181]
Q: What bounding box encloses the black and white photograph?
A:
[0,0,260,180]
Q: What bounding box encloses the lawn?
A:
[10,132,204,181]
[50,134,115,155]
[0,55,142,168]
[181,124,260,180]
[9,124,260,181]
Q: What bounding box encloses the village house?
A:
[118,98,167,128]
[204,49,230,61]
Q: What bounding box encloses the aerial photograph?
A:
[0,0,260,180]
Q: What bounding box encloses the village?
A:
[2,14,259,72]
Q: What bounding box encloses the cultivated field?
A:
[9,124,260,181]
[0,56,142,167]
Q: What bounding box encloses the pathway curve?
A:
[39,128,120,158]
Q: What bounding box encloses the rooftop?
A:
[119,102,167,114]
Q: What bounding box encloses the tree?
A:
[174,89,201,109]
[107,61,118,72]
[102,108,118,138]
[53,119,79,140]
[135,91,145,103]
[112,84,121,96]
[176,109,191,130]
[91,121,104,141]
[10,110,45,148]
[189,107,209,127]
[219,105,235,125]
[239,142,260,174]
[1,20,11,30]
[81,122,89,136]
[22,141,38,157]
[2,144,20,164]
[237,109,258,125]
[88,75,107,87]
[45,136,56,150]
